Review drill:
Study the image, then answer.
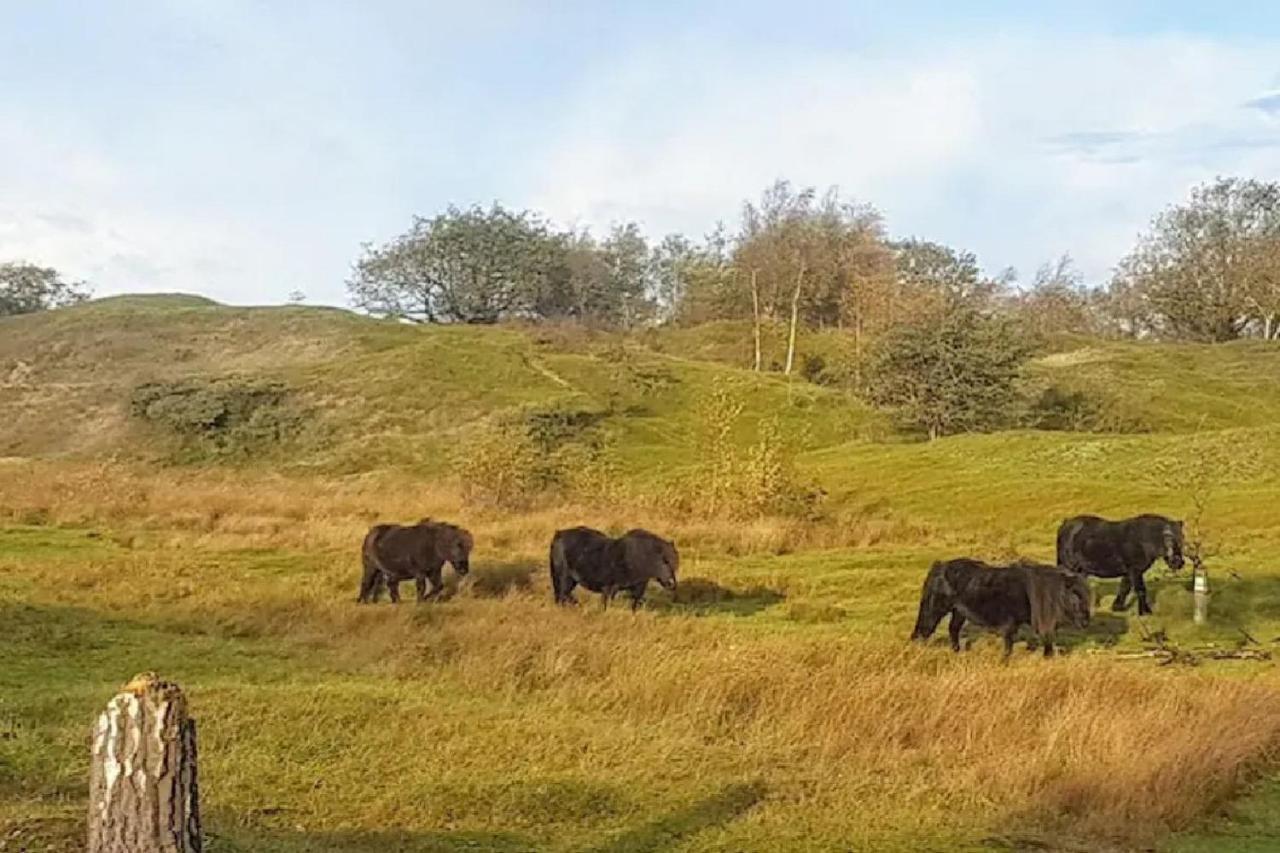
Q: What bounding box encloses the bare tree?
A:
[784,261,805,375]
[1013,254,1100,337]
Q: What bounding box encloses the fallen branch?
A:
[1114,647,1272,666]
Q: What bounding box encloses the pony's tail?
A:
[1024,566,1062,636]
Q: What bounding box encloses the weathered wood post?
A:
[88,672,201,853]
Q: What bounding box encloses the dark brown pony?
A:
[911,558,1091,658]
[358,518,473,603]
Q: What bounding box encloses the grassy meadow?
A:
[4,297,1280,851]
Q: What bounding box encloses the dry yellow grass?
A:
[0,459,922,557]
[5,460,1280,850]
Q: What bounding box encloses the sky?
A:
[3,1,1280,307]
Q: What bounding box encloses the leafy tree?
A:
[348,204,562,324]
[865,304,1034,440]
[1110,177,1280,341]
[892,239,1007,308]
[0,262,90,316]
[1245,230,1280,339]
[659,225,736,325]
[728,182,893,373]
[549,223,654,327]
[732,182,890,326]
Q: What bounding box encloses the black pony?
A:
[911,558,1091,658]
[1056,514,1184,615]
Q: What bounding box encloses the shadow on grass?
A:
[926,610,1130,655]
[206,825,539,853]
[1061,611,1130,649]
[454,560,537,598]
[1086,571,1280,642]
[663,578,785,618]
[582,781,767,853]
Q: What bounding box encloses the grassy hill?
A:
[5,296,1280,851]
[0,296,875,473]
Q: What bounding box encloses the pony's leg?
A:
[1133,571,1152,616]
[386,579,401,604]
[1001,625,1017,661]
[424,568,445,601]
[1043,634,1056,658]
[357,563,379,603]
[628,582,647,612]
[550,562,565,603]
[369,573,386,602]
[948,611,967,652]
[1112,576,1132,611]
[414,575,428,602]
[557,577,578,606]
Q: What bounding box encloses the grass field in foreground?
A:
[3,464,1280,852]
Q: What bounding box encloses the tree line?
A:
[347,176,1280,345]
[343,176,1280,440]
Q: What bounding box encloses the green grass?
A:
[1166,780,1280,852]
[7,298,1280,850]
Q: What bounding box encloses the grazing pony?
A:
[549,527,678,611]
[911,558,1091,658]
[1056,514,1184,615]
[358,518,473,603]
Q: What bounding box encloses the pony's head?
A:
[1163,519,1186,571]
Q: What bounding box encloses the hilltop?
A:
[0,295,873,473]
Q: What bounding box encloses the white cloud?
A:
[528,33,1280,285]
[530,45,983,238]
[3,18,1280,305]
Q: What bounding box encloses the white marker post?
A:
[1192,561,1209,625]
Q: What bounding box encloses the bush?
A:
[452,421,546,509]
[597,343,679,412]
[453,401,617,509]
[865,306,1034,439]
[672,379,823,520]
[129,378,308,459]
[1024,381,1149,434]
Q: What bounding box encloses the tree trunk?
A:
[89,673,201,853]
[750,269,762,372]
[854,314,864,389]
[784,266,804,375]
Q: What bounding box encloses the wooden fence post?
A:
[88,672,201,853]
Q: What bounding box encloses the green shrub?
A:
[865,307,1034,439]
[452,421,545,509]
[597,343,679,412]
[1025,382,1149,434]
[453,401,617,508]
[129,377,308,459]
